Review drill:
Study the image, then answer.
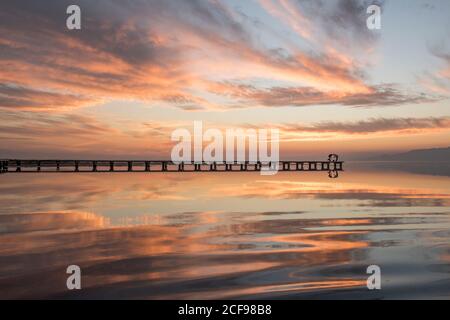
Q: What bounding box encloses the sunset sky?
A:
[0,0,449,159]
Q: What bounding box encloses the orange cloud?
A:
[0,0,419,112]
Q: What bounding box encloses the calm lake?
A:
[0,162,449,299]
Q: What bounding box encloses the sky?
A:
[0,0,449,159]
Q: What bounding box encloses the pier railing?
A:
[0,155,343,178]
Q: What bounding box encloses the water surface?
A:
[0,163,449,299]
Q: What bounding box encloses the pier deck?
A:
[0,155,343,178]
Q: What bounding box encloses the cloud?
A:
[211,82,435,108]
[0,84,94,110]
[420,44,450,95]
[279,116,450,134]
[1,109,449,159]
[0,110,170,158]
[0,110,117,137]
[0,0,232,110]
[0,0,417,112]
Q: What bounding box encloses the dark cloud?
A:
[338,85,435,107]
[281,116,450,134]
[0,84,92,110]
[0,0,242,67]
[215,82,436,108]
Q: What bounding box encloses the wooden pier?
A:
[0,155,343,178]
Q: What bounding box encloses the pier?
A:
[0,155,343,178]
